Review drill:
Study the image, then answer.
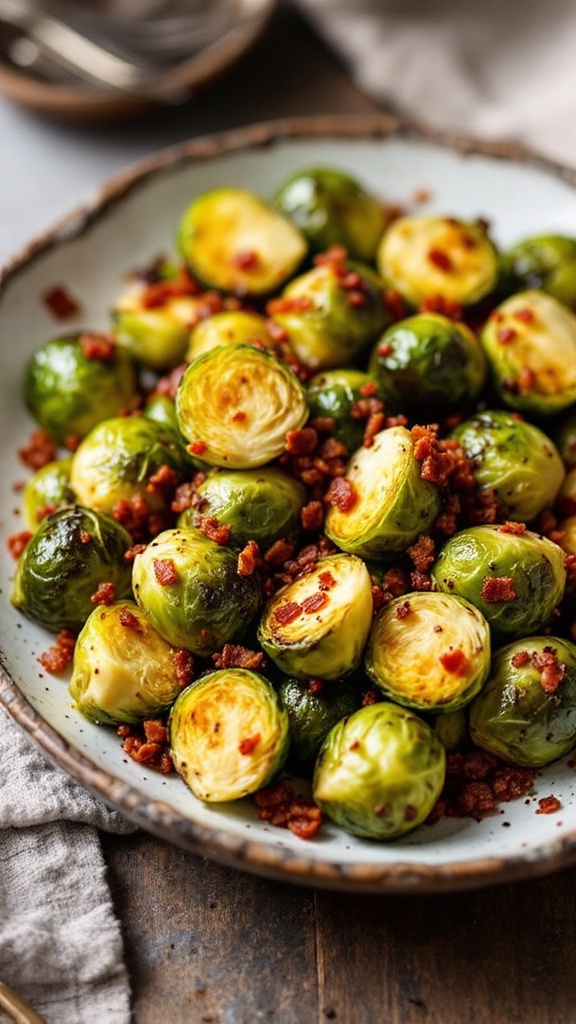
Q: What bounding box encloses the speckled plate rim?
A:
[3,114,576,893]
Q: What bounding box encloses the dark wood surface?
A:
[101,7,576,1022]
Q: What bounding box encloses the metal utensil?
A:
[0,980,47,1024]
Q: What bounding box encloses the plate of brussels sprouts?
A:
[4,115,576,892]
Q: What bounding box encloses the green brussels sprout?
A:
[324,424,441,559]
[273,166,387,262]
[452,410,565,522]
[179,467,305,549]
[307,368,383,454]
[23,457,75,532]
[185,311,273,362]
[175,344,308,469]
[70,415,188,516]
[24,334,138,444]
[132,527,262,655]
[257,553,373,680]
[369,313,486,416]
[502,234,576,308]
[376,215,499,308]
[143,393,179,434]
[11,506,133,632]
[313,702,446,840]
[469,636,576,766]
[278,675,360,775]
[70,600,187,726]
[365,592,491,713]
[481,290,576,416]
[554,411,576,469]
[113,273,207,371]
[432,707,469,752]
[169,668,290,802]
[269,260,390,371]
[177,187,307,295]
[431,525,566,638]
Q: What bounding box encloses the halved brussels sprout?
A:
[23,457,75,531]
[177,187,307,295]
[24,334,138,444]
[502,234,576,308]
[324,425,441,559]
[307,368,383,454]
[481,290,576,416]
[452,410,565,522]
[257,553,373,680]
[169,668,290,802]
[377,215,499,308]
[175,344,308,469]
[369,313,486,416]
[278,676,360,775]
[132,527,262,655]
[365,592,491,713]
[70,601,186,726]
[273,166,387,262]
[185,311,272,361]
[113,275,206,371]
[555,411,576,470]
[313,702,446,840]
[11,506,133,632]
[431,525,566,638]
[469,636,576,766]
[269,260,390,371]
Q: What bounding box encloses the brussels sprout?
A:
[278,676,360,775]
[269,260,390,371]
[313,702,446,840]
[469,636,576,766]
[70,415,188,516]
[452,410,565,522]
[307,368,383,454]
[175,344,308,469]
[431,525,566,638]
[377,215,499,308]
[432,708,469,752]
[502,234,576,308]
[481,290,576,416]
[257,553,373,680]
[179,467,305,549]
[177,187,307,295]
[169,668,290,802]
[70,601,187,726]
[186,311,272,362]
[113,273,207,371]
[23,457,75,531]
[369,313,486,416]
[556,516,576,558]
[365,592,491,713]
[554,411,576,469]
[273,166,387,262]
[324,425,441,559]
[11,506,133,632]
[143,393,179,434]
[24,334,138,444]
[132,527,262,655]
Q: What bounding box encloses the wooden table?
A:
[101,6,576,1022]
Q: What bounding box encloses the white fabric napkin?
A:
[0,707,136,1024]
[296,0,576,168]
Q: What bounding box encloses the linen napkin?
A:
[0,706,136,1024]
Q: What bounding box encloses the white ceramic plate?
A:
[2,116,576,892]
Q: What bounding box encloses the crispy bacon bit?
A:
[499,521,526,535]
[153,558,178,586]
[237,539,261,577]
[37,629,76,675]
[308,416,336,435]
[196,514,231,546]
[43,285,81,320]
[427,750,535,823]
[18,429,57,470]
[384,288,406,321]
[396,600,411,620]
[496,327,517,345]
[119,607,142,631]
[511,650,531,668]
[147,464,178,499]
[532,647,566,693]
[536,795,562,814]
[119,721,174,773]
[79,332,116,361]
[267,295,314,315]
[407,534,435,573]
[144,719,168,744]
[212,644,264,670]
[313,244,348,269]
[231,249,260,270]
[364,411,385,446]
[427,247,453,272]
[308,677,325,695]
[418,294,463,320]
[439,649,470,675]
[264,538,296,568]
[188,440,207,456]
[346,289,367,308]
[254,779,323,840]
[139,266,199,308]
[302,592,328,614]
[239,733,261,755]
[325,476,357,512]
[517,367,536,392]
[513,307,535,324]
[79,530,92,544]
[300,500,324,532]
[480,576,517,603]
[318,571,336,591]
[231,410,247,422]
[113,494,151,538]
[90,582,116,606]
[123,543,148,562]
[272,601,301,626]
[285,428,318,457]
[7,530,32,559]
[361,688,379,706]
[173,648,194,685]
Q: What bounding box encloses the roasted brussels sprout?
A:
[11,506,133,632]
[469,636,576,766]
[365,592,491,713]
[185,310,272,361]
[70,600,187,726]
[554,411,576,470]
[481,290,576,416]
[377,215,499,308]
[452,410,565,522]
[132,527,262,655]
[177,187,307,295]
[24,334,138,445]
[502,234,576,308]
[23,457,74,532]
[313,702,446,840]
[169,668,290,802]
[369,312,486,416]
[257,553,373,680]
[307,368,383,454]
[278,676,360,775]
[431,525,566,638]
[178,467,305,549]
[269,260,390,371]
[175,344,308,469]
[432,708,469,752]
[273,167,387,262]
[324,424,441,559]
